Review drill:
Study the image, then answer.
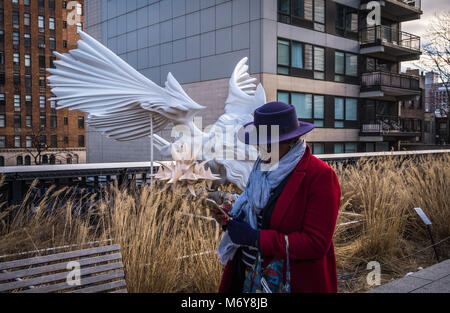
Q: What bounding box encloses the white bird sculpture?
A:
[47,31,266,190]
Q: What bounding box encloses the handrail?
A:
[359,25,421,51]
[361,71,420,90]
[361,0,421,10]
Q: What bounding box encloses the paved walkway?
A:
[367,259,450,293]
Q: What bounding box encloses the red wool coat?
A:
[218,145,341,293]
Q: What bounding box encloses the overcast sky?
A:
[401,0,450,71]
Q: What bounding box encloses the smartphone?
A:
[206,199,230,218]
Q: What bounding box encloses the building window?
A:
[26,115,32,128]
[24,0,30,6]
[278,0,325,32]
[39,97,46,113]
[77,22,83,33]
[26,136,32,148]
[40,114,46,127]
[51,135,57,147]
[64,136,69,144]
[334,143,344,154]
[49,37,56,50]
[25,54,31,67]
[13,11,19,26]
[63,21,67,29]
[0,136,5,148]
[49,56,56,68]
[39,77,46,89]
[13,53,20,65]
[50,100,56,109]
[25,76,32,89]
[335,97,358,128]
[38,16,45,29]
[25,155,31,166]
[312,143,324,155]
[277,38,322,79]
[63,1,67,9]
[336,4,358,38]
[14,94,21,110]
[14,74,21,87]
[39,55,46,68]
[313,46,324,80]
[0,156,4,166]
[40,135,47,147]
[49,0,56,10]
[24,34,31,47]
[64,117,68,125]
[13,32,20,45]
[24,13,30,26]
[42,155,49,164]
[335,51,358,82]
[63,40,67,48]
[17,156,23,166]
[0,52,3,64]
[14,114,21,128]
[78,116,85,129]
[78,135,85,147]
[50,155,56,164]
[15,136,21,148]
[50,115,57,128]
[0,114,5,127]
[278,91,324,127]
[49,17,55,30]
[39,35,46,48]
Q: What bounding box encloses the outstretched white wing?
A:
[209,57,266,190]
[47,31,205,141]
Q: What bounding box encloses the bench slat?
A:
[0,253,122,282]
[70,279,127,293]
[20,270,125,293]
[0,261,123,292]
[0,245,120,271]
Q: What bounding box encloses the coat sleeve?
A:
[259,167,341,261]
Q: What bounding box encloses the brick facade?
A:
[0,0,86,166]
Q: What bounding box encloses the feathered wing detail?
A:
[209,57,266,190]
[223,57,266,116]
[47,30,204,141]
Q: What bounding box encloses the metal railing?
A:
[397,0,421,9]
[361,115,422,134]
[361,0,421,10]
[360,25,421,51]
[361,72,420,90]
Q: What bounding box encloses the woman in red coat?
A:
[215,101,341,293]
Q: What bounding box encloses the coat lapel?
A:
[270,145,311,230]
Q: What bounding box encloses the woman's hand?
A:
[227,219,259,247]
[208,200,232,228]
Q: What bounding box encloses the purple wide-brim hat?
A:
[237,101,315,145]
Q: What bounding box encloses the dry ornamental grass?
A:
[0,153,449,293]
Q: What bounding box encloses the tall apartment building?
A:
[0,0,86,167]
[84,0,423,162]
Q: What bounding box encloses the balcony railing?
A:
[361,0,421,10]
[361,72,420,90]
[396,0,421,9]
[360,25,421,52]
[362,115,422,135]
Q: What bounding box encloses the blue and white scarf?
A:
[216,140,307,265]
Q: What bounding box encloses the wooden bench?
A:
[0,243,127,293]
